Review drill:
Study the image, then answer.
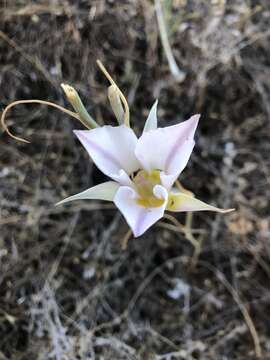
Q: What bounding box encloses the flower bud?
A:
[108,84,125,124]
[61,84,98,129]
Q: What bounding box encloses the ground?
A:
[1,1,270,359]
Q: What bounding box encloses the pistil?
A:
[133,170,164,208]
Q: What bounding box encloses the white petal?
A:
[74,125,140,182]
[113,169,136,188]
[160,172,178,190]
[143,100,158,133]
[167,191,234,213]
[55,181,119,206]
[136,115,200,188]
[114,185,168,237]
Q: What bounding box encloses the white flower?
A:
[56,102,233,237]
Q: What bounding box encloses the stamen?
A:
[134,170,164,208]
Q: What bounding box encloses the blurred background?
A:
[1,1,270,359]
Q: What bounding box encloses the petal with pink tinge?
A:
[114,185,168,237]
[136,115,200,189]
[74,125,140,183]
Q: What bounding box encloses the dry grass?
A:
[1,0,270,359]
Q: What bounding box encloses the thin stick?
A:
[121,228,133,250]
[200,261,262,358]
[185,212,193,230]
[96,59,130,127]
[0,30,55,86]
[163,213,197,248]
[1,99,91,143]
[158,221,206,235]
[155,0,185,82]
[163,213,202,269]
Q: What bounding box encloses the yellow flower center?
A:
[133,170,164,208]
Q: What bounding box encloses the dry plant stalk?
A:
[155,0,185,82]
[0,99,86,143]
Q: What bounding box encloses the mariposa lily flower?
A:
[56,102,233,237]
